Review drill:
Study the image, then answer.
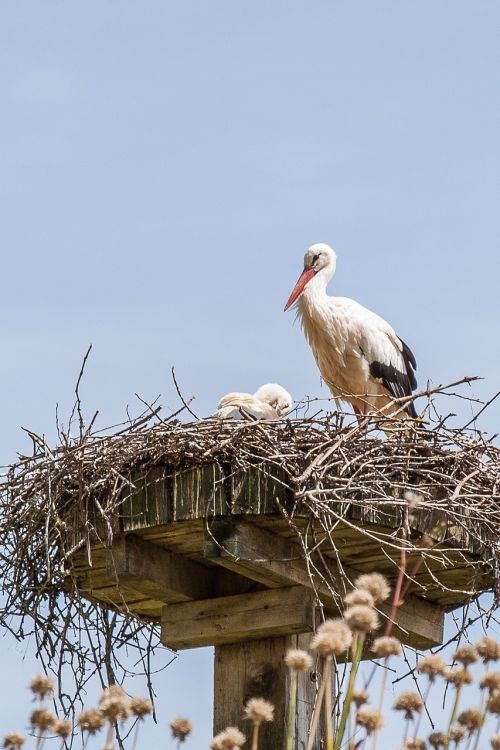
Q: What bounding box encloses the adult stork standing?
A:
[284,243,418,425]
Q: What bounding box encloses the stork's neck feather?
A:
[298,264,334,317]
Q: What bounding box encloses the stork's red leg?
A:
[353,405,368,432]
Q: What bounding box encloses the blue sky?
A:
[0,1,499,746]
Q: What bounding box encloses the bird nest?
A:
[1,376,499,711]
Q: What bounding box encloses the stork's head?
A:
[253,383,293,417]
[284,243,337,311]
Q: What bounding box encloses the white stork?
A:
[216,383,293,420]
[284,243,418,424]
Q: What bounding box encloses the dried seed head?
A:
[344,605,379,634]
[356,708,383,734]
[371,636,402,658]
[480,672,500,692]
[284,649,313,672]
[404,739,426,750]
[488,690,500,715]
[476,636,500,663]
[354,573,390,603]
[170,717,193,742]
[393,692,424,720]
[428,731,447,749]
[352,689,369,707]
[29,675,54,701]
[102,745,115,750]
[457,708,482,732]
[311,619,352,657]
[210,727,246,749]
[2,733,25,749]
[99,685,131,721]
[491,735,500,750]
[130,697,153,720]
[417,654,447,681]
[243,698,274,725]
[77,709,105,734]
[446,666,473,687]
[30,709,56,732]
[344,589,375,608]
[448,724,466,742]
[52,720,72,739]
[453,644,479,666]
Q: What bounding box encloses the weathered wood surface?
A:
[161,586,315,649]
[214,633,324,750]
[203,518,445,648]
[68,461,494,648]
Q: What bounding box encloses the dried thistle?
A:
[170,717,192,742]
[491,735,500,750]
[244,697,274,725]
[417,654,447,681]
[476,636,500,662]
[480,671,500,691]
[311,619,352,656]
[344,589,375,608]
[488,689,500,715]
[446,666,473,686]
[354,573,390,603]
[30,708,56,732]
[404,739,426,750]
[284,649,313,672]
[344,605,379,634]
[448,724,466,742]
[2,734,25,749]
[77,708,106,734]
[99,684,131,721]
[352,688,369,707]
[393,691,424,719]
[371,636,401,658]
[453,644,479,666]
[457,708,482,732]
[428,731,447,749]
[52,719,72,738]
[29,675,54,701]
[356,707,383,734]
[130,697,153,720]
[210,727,246,749]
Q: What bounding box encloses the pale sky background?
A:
[0,1,499,747]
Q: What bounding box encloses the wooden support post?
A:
[214,633,324,750]
[204,518,445,649]
[161,586,316,649]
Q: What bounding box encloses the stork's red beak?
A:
[284,268,316,311]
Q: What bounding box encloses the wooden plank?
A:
[204,518,444,648]
[214,633,324,750]
[107,534,215,603]
[161,586,315,649]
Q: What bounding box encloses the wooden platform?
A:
[68,462,494,651]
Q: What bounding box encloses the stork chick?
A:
[217,383,293,420]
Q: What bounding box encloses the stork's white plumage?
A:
[284,243,418,423]
[216,383,293,421]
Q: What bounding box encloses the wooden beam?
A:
[214,633,325,750]
[161,586,315,649]
[204,518,444,649]
[107,534,215,603]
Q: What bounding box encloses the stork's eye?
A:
[312,253,320,265]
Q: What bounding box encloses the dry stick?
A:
[171,366,199,420]
[305,669,329,750]
[324,656,334,750]
[334,635,364,750]
[285,669,298,750]
[252,723,260,750]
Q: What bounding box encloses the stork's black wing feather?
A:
[369,336,418,418]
